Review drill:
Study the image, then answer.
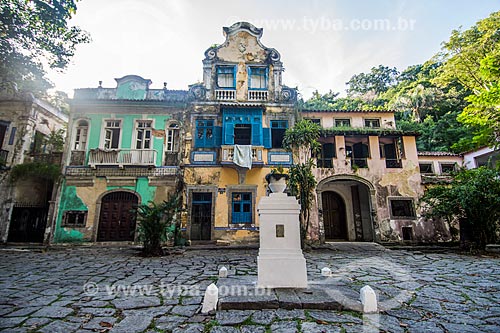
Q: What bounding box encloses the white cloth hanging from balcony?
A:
[233,145,252,169]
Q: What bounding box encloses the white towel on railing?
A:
[233,145,252,169]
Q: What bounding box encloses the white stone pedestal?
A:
[257,193,308,288]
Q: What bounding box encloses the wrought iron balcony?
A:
[31,152,63,165]
[70,150,86,166]
[221,145,264,165]
[215,89,236,101]
[88,149,156,167]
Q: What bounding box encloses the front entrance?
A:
[97,191,138,241]
[322,191,347,240]
[7,205,48,243]
[190,192,212,241]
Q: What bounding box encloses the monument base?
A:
[257,250,308,288]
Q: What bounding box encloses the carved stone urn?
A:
[265,173,289,194]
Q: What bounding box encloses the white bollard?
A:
[321,267,332,277]
[201,283,218,314]
[219,266,228,278]
[360,285,378,313]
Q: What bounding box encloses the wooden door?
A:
[322,191,347,240]
[97,192,138,241]
[190,192,212,241]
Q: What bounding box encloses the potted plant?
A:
[265,165,289,193]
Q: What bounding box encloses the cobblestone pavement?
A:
[0,245,499,333]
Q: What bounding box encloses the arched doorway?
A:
[97,191,138,241]
[322,191,347,240]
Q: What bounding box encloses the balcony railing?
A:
[385,158,402,168]
[351,158,368,168]
[164,152,179,166]
[70,150,86,166]
[221,145,264,164]
[317,158,333,168]
[215,89,236,101]
[31,152,63,165]
[88,149,156,167]
[248,90,268,101]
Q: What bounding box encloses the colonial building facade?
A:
[48,22,458,245]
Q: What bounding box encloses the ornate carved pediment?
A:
[203,22,282,65]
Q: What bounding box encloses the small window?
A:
[364,119,380,128]
[217,66,236,88]
[390,199,416,219]
[419,163,433,174]
[104,120,121,149]
[234,124,251,145]
[305,118,321,125]
[232,192,252,223]
[440,163,456,174]
[195,119,215,148]
[62,211,87,227]
[249,67,267,90]
[402,226,413,241]
[8,127,16,145]
[74,120,89,150]
[335,119,351,127]
[271,120,287,149]
[166,123,179,152]
[136,120,152,150]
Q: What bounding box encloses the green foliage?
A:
[420,167,500,249]
[134,196,182,256]
[0,0,90,94]
[283,119,321,247]
[433,11,500,146]
[346,65,399,97]
[283,119,321,163]
[9,162,61,183]
[45,129,66,153]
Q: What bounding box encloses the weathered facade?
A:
[50,22,462,245]
[50,76,187,243]
[0,82,68,243]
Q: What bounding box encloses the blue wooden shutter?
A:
[213,126,222,147]
[263,128,271,148]
[223,122,234,145]
[251,123,262,146]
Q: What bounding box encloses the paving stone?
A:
[31,306,74,318]
[38,320,82,333]
[0,316,26,329]
[406,320,444,333]
[170,305,199,317]
[110,315,153,333]
[172,323,204,333]
[112,296,161,309]
[240,325,267,333]
[209,326,240,333]
[440,322,482,333]
[23,317,52,328]
[79,307,116,316]
[301,321,341,333]
[308,310,362,324]
[270,320,298,333]
[82,316,117,330]
[216,310,253,325]
[155,315,186,330]
[275,309,306,320]
[5,306,41,317]
[251,310,276,325]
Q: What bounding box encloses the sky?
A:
[47,0,500,99]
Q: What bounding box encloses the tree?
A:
[433,11,500,146]
[0,0,90,94]
[346,65,399,97]
[283,120,321,247]
[420,167,500,250]
[134,196,181,256]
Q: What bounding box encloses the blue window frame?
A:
[222,108,263,146]
[217,65,236,88]
[232,192,252,223]
[195,120,221,148]
[270,120,288,148]
[248,66,268,90]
